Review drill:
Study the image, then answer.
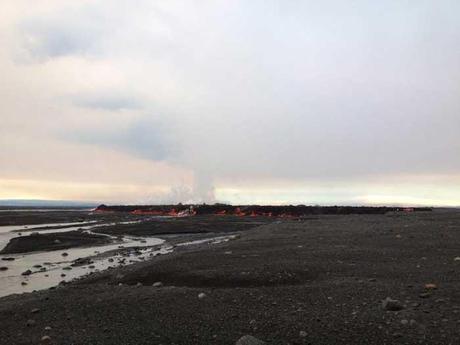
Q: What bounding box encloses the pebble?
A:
[44,326,52,331]
[198,292,207,299]
[26,319,36,327]
[425,283,437,290]
[31,308,40,314]
[136,282,143,287]
[401,319,409,325]
[61,252,69,257]
[1,257,15,261]
[41,335,52,343]
[22,269,32,276]
[299,330,308,337]
[21,281,28,286]
[235,335,266,345]
[0,266,8,271]
[152,282,163,287]
[382,297,404,311]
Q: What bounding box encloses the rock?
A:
[401,319,409,325]
[454,257,460,261]
[31,308,40,314]
[299,330,308,337]
[60,273,66,277]
[136,282,143,287]
[1,257,15,261]
[198,292,207,299]
[21,281,28,286]
[53,239,61,244]
[41,335,51,343]
[152,282,163,287]
[382,297,404,311]
[61,252,68,257]
[44,326,52,331]
[33,264,42,268]
[0,266,8,271]
[26,319,36,327]
[425,283,437,290]
[22,269,32,276]
[235,335,266,345]
[62,266,72,270]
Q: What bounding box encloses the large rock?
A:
[235,335,266,345]
[382,297,404,311]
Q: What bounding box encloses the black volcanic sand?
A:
[1,210,460,344]
[0,231,112,254]
[93,215,273,237]
[0,207,145,226]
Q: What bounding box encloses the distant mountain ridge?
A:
[0,199,98,207]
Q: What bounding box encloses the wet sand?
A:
[0,231,111,254]
[0,209,460,344]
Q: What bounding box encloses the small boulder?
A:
[425,283,437,290]
[61,252,68,257]
[26,319,36,327]
[235,335,266,345]
[382,297,404,311]
[299,330,308,337]
[31,308,40,314]
[22,269,32,276]
[0,266,8,271]
[198,292,207,299]
[152,282,163,287]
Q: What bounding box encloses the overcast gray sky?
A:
[0,1,459,206]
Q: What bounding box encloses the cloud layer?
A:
[0,1,459,205]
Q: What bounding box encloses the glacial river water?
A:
[0,220,235,297]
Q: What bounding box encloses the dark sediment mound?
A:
[94,215,271,237]
[95,203,432,217]
[0,231,111,254]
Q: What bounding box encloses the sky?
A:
[0,0,459,206]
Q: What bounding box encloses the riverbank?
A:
[0,209,459,344]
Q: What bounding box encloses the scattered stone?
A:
[401,319,409,325]
[108,258,114,262]
[299,330,308,337]
[53,239,61,244]
[61,252,68,257]
[60,273,66,277]
[368,278,377,282]
[88,265,95,269]
[41,335,52,343]
[198,292,207,299]
[382,297,404,311]
[21,281,28,286]
[26,319,36,327]
[22,269,32,276]
[235,335,266,345]
[1,257,15,261]
[44,326,52,331]
[31,308,40,314]
[0,266,8,271]
[33,264,42,268]
[454,257,460,261]
[136,282,143,287]
[409,319,417,326]
[152,282,163,287]
[425,283,437,290]
[62,266,72,271]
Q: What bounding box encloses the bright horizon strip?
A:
[0,178,459,207]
